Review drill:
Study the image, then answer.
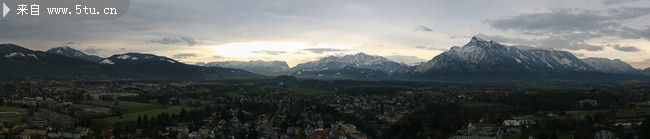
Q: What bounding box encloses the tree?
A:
[136,116,142,129]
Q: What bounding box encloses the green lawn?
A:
[75,104,111,113]
[0,106,25,112]
[617,107,650,118]
[103,106,198,123]
[81,100,151,109]
[0,116,24,122]
[461,102,505,108]
[184,99,215,105]
[288,88,335,95]
[565,109,611,116]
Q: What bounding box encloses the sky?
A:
[1,0,650,68]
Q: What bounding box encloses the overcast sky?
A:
[2,0,650,68]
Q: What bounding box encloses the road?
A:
[264,103,282,139]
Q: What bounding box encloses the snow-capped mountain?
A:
[201,60,290,75]
[581,58,638,74]
[293,66,389,80]
[0,43,111,78]
[414,37,594,74]
[291,52,406,74]
[46,46,104,62]
[104,53,180,66]
[101,53,261,79]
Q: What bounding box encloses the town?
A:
[0,78,649,139]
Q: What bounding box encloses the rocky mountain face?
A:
[46,46,104,62]
[581,58,638,74]
[414,37,594,74]
[291,52,406,74]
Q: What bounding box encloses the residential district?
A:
[0,79,649,138]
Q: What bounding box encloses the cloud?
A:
[252,50,287,55]
[488,7,650,51]
[607,44,641,52]
[476,34,605,51]
[629,59,650,69]
[410,45,448,51]
[303,48,347,54]
[212,55,224,59]
[84,47,104,54]
[146,36,199,46]
[172,53,198,59]
[62,41,79,45]
[414,26,433,32]
[603,0,640,5]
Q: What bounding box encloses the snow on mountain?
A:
[46,46,104,62]
[291,52,406,74]
[414,36,594,73]
[202,60,290,75]
[581,58,638,73]
[100,59,114,65]
[105,53,179,65]
[5,52,26,58]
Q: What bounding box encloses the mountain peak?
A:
[46,46,104,62]
[470,36,489,43]
[354,52,369,56]
[0,43,31,52]
[465,36,496,47]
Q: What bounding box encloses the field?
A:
[0,106,25,112]
[565,110,611,116]
[75,104,111,113]
[81,100,151,109]
[288,88,335,95]
[0,116,24,122]
[103,106,198,123]
[461,102,506,108]
[503,131,573,139]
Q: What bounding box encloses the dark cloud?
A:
[603,0,640,5]
[252,50,287,55]
[146,36,199,46]
[536,36,604,51]
[476,34,605,51]
[84,48,104,54]
[414,26,433,32]
[488,7,650,51]
[410,45,448,51]
[608,44,641,52]
[303,48,347,54]
[172,53,198,59]
[61,41,79,45]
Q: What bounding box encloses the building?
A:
[594,129,615,139]
[579,99,598,107]
[341,124,357,135]
[452,123,503,139]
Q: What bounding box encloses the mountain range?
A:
[0,44,260,80]
[198,60,290,76]
[1,36,648,81]
[46,46,104,62]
